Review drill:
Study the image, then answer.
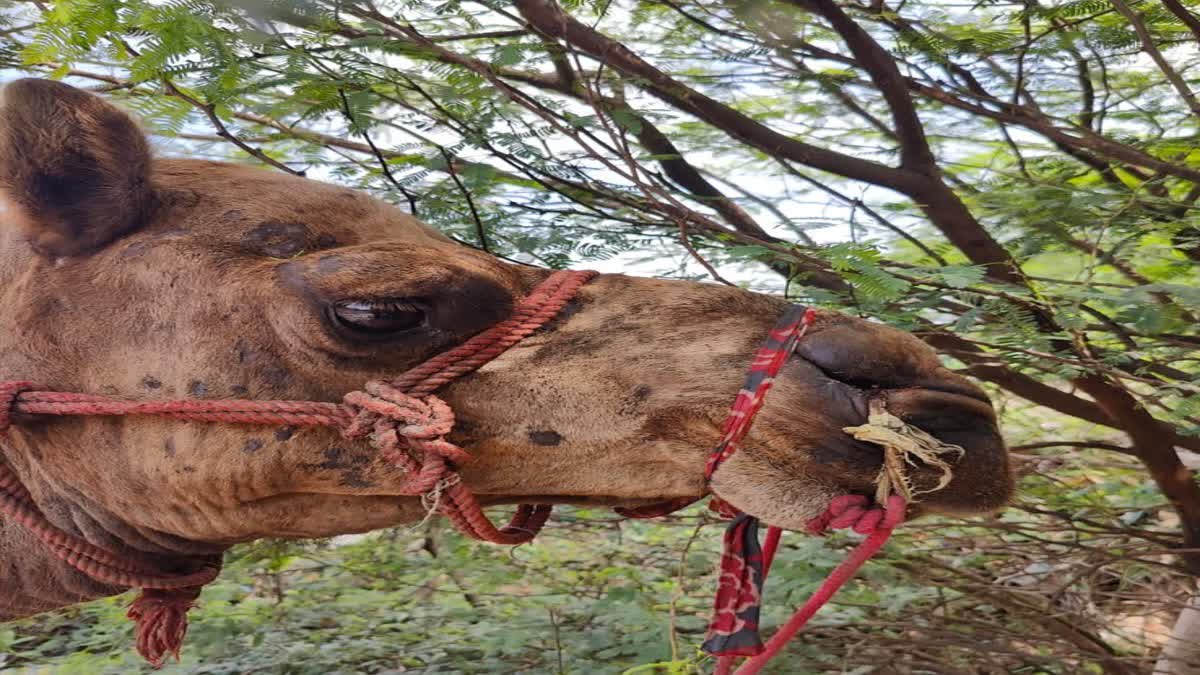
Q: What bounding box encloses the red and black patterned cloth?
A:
[701,305,815,656]
[702,512,769,655]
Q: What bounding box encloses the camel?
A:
[0,78,1011,640]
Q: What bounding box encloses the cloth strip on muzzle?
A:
[619,305,914,675]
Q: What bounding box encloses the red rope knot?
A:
[0,381,41,433]
[127,587,202,667]
[804,494,906,535]
[342,381,471,496]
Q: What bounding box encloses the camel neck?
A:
[0,455,224,620]
[0,514,127,620]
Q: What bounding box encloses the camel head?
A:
[0,79,1011,617]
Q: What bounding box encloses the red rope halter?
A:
[1,275,906,673]
[0,268,595,666]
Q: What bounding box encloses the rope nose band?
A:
[613,305,908,674]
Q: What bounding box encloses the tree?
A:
[2,0,1199,672]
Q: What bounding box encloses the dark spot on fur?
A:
[181,465,196,473]
[301,444,377,488]
[35,296,67,316]
[232,340,290,388]
[539,296,589,332]
[221,209,245,222]
[315,233,338,249]
[274,427,295,442]
[162,189,201,208]
[315,254,346,275]
[188,381,208,397]
[141,376,162,390]
[231,385,249,396]
[303,447,369,471]
[262,366,290,387]
[620,384,652,416]
[340,471,375,488]
[164,438,176,457]
[450,418,483,444]
[528,430,563,446]
[246,221,311,258]
[529,331,603,364]
[242,439,264,454]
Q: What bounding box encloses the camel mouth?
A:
[907,378,992,405]
[791,351,991,407]
[480,494,694,510]
[881,387,997,431]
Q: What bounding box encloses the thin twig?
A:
[337,88,422,215]
[437,145,490,252]
[162,82,306,176]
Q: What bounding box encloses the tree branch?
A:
[782,0,937,173]
[1074,375,1200,574]
[511,0,917,191]
[1159,0,1200,43]
[162,81,305,176]
[920,332,1200,455]
[1111,0,1200,120]
[514,0,1027,285]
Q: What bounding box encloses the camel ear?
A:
[0,78,155,257]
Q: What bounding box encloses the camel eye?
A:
[329,299,427,338]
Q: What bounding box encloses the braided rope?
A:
[391,269,588,395]
[0,268,597,664]
[728,497,906,675]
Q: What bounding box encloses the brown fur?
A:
[0,79,1013,619]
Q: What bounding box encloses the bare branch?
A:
[162,81,306,176]
[1012,441,1135,456]
[1075,375,1200,574]
[511,0,916,191]
[782,0,938,173]
[1111,0,1200,120]
[1160,0,1200,43]
[337,88,422,215]
[436,145,490,253]
[514,0,1027,285]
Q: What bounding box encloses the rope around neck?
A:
[0,268,596,666]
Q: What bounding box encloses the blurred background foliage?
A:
[2,0,1200,672]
